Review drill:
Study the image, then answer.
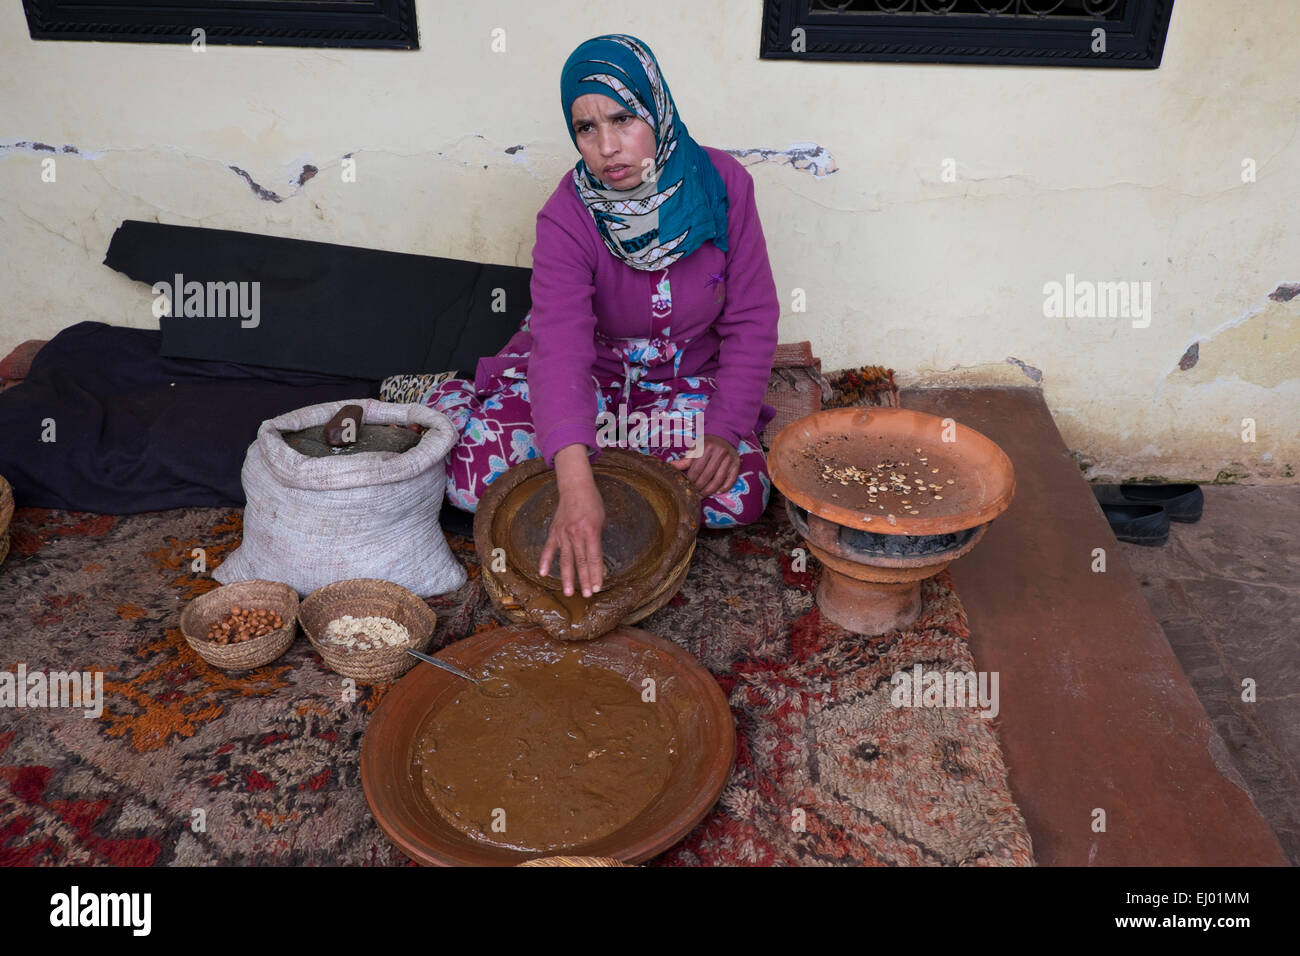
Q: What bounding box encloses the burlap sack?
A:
[214,398,466,598]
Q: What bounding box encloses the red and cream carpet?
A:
[0,493,1032,866]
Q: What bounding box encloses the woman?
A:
[428,33,779,602]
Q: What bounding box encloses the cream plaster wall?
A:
[1,1,1296,481]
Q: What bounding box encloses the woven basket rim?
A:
[516,856,631,867]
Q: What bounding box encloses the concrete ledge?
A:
[901,386,1288,866]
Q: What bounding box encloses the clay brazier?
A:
[770,407,1015,635]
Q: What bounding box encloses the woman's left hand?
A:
[669,435,740,498]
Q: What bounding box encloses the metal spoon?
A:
[405,648,512,698]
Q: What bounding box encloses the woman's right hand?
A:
[539,444,606,597]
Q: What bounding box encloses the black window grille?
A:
[22,0,419,50]
[760,0,1174,67]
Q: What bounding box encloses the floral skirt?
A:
[425,365,771,530]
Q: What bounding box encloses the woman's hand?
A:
[670,435,740,498]
[539,444,606,597]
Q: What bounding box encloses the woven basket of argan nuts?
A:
[299,578,436,683]
[179,580,299,671]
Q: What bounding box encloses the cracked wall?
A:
[1,0,1297,482]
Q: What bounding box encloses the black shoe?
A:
[1092,483,1203,523]
[1118,483,1203,522]
[1096,502,1170,546]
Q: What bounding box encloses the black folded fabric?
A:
[0,321,379,513]
[103,219,531,380]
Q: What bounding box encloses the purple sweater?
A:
[477,146,779,467]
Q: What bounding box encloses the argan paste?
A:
[414,643,677,853]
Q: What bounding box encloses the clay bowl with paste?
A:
[474,448,700,641]
[769,407,1015,634]
[360,624,734,866]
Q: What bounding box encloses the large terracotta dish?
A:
[769,407,1016,536]
[360,624,734,866]
[474,448,700,640]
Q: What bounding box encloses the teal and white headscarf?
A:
[560,34,729,271]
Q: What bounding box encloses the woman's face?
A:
[570,93,657,190]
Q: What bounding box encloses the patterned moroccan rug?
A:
[0,362,1032,866]
[0,493,1033,866]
